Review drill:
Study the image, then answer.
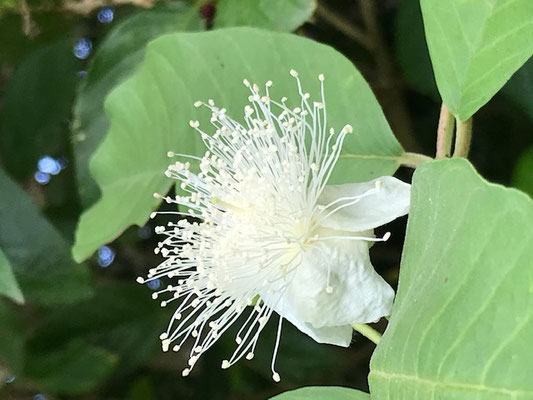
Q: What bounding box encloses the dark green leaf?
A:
[512,146,533,198]
[29,282,169,375]
[214,0,316,31]
[0,168,92,306]
[0,11,75,64]
[0,301,24,375]
[72,1,204,206]
[25,339,117,395]
[0,39,80,180]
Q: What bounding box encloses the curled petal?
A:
[279,235,394,336]
[318,176,411,232]
[264,293,353,347]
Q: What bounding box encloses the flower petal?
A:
[280,236,394,332]
[318,176,410,232]
[275,300,354,347]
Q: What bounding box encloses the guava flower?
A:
[137,70,410,381]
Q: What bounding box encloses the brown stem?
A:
[315,2,375,50]
[436,103,455,158]
[20,0,39,37]
[453,117,473,158]
[399,152,433,168]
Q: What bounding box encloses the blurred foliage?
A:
[0,169,92,306]
[0,248,24,304]
[0,302,24,375]
[513,145,533,198]
[0,0,531,399]
[72,1,205,207]
[1,40,80,180]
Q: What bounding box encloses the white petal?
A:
[318,176,410,232]
[275,299,353,347]
[280,236,394,331]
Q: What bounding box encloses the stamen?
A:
[270,316,283,382]
[142,71,385,379]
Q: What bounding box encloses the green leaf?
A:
[502,57,533,122]
[0,39,80,180]
[269,386,370,400]
[0,249,24,304]
[421,0,533,120]
[25,339,117,395]
[0,169,92,306]
[72,27,403,262]
[370,158,533,399]
[29,282,169,375]
[0,301,24,375]
[214,0,316,31]
[72,1,204,207]
[512,146,533,198]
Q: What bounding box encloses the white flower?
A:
[137,70,410,381]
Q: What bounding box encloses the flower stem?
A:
[398,152,433,168]
[453,117,473,158]
[436,103,455,159]
[352,323,382,345]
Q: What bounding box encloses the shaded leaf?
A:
[214,0,315,31]
[72,1,204,206]
[0,39,80,180]
[421,0,533,120]
[29,282,169,376]
[0,301,24,375]
[73,27,403,261]
[0,168,92,306]
[512,145,533,198]
[370,159,533,399]
[25,339,117,395]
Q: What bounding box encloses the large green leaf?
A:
[0,169,92,306]
[370,158,533,399]
[421,0,533,120]
[0,301,24,375]
[24,339,117,395]
[29,282,169,376]
[0,39,80,180]
[214,0,315,31]
[72,1,204,207]
[0,248,23,304]
[269,386,369,400]
[72,28,404,261]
